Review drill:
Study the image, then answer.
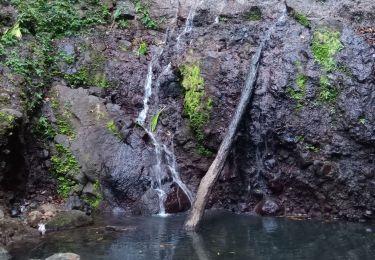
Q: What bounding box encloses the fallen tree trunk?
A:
[184,10,286,231]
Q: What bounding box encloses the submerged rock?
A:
[45,253,80,260]
[0,246,10,260]
[46,210,93,231]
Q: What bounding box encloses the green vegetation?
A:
[113,3,130,29]
[63,49,109,89]
[35,116,56,140]
[117,20,129,29]
[290,10,310,27]
[287,74,307,108]
[12,0,110,37]
[359,118,366,125]
[50,144,79,198]
[0,0,111,112]
[107,120,122,140]
[56,112,75,139]
[0,111,16,136]
[312,28,344,71]
[319,75,337,102]
[305,143,320,153]
[247,7,262,21]
[137,41,148,56]
[135,1,158,29]
[180,63,213,156]
[82,180,103,209]
[150,109,164,132]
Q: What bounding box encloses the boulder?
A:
[27,211,43,228]
[115,1,135,20]
[46,210,93,231]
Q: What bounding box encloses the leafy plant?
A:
[50,144,79,198]
[359,118,366,125]
[35,116,56,140]
[150,108,165,132]
[305,143,320,152]
[312,28,344,71]
[137,41,148,56]
[118,20,129,29]
[107,120,122,140]
[113,3,131,29]
[1,22,22,45]
[135,1,158,29]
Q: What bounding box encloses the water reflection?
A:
[19,211,375,260]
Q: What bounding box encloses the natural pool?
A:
[11,211,375,259]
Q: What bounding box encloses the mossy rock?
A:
[46,210,93,231]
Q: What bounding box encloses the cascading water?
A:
[133,0,208,215]
[176,0,204,50]
[136,48,163,126]
[136,55,193,216]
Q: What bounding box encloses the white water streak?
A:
[164,144,193,204]
[176,0,204,50]
[136,63,153,126]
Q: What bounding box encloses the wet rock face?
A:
[165,186,191,214]
[40,0,373,221]
[207,0,375,221]
[1,0,374,223]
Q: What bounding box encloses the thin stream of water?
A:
[135,4,201,212]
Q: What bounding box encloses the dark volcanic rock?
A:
[165,186,191,214]
[1,0,374,224]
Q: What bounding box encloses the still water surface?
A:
[16,211,375,259]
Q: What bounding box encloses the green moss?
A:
[247,7,262,21]
[287,74,307,108]
[106,120,122,140]
[0,111,16,136]
[50,144,79,198]
[291,10,310,27]
[180,63,213,156]
[312,28,344,71]
[319,75,337,102]
[82,180,103,209]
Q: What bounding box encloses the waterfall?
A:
[136,62,153,126]
[136,48,163,126]
[176,0,204,50]
[137,52,193,216]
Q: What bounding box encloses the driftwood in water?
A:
[184,9,286,230]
